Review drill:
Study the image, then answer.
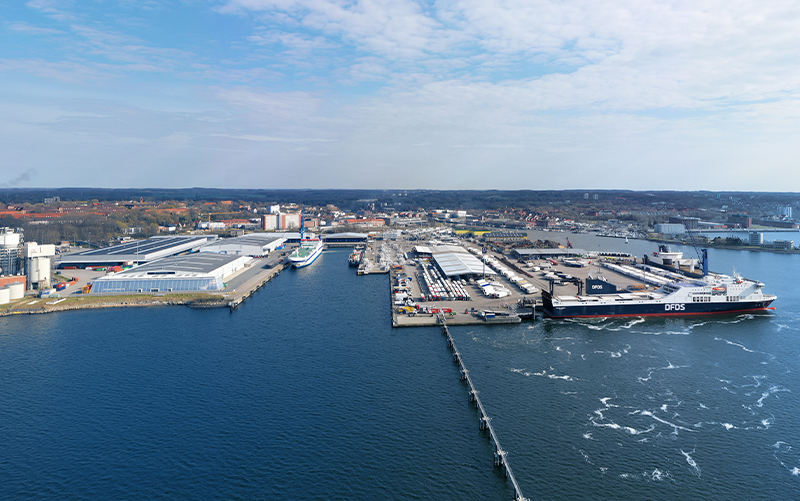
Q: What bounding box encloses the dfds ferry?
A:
[542,247,776,318]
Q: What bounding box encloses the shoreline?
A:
[0,294,230,317]
[1,263,288,317]
[644,237,800,254]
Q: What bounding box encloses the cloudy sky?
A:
[2,1,799,190]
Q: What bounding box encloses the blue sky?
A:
[2,0,799,190]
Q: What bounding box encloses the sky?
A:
[1,0,799,191]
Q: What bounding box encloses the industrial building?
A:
[653,223,685,235]
[90,253,250,294]
[59,235,217,268]
[432,251,496,278]
[23,242,55,289]
[261,213,301,231]
[481,232,528,242]
[511,248,590,260]
[199,233,286,256]
[322,232,370,246]
[0,227,22,277]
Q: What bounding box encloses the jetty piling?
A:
[439,314,529,501]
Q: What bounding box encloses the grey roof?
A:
[433,252,496,277]
[110,253,245,276]
[512,248,588,256]
[414,245,468,255]
[60,235,216,265]
[220,233,285,246]
[323,232,370,240]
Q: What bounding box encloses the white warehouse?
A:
[199,233,287,257]
[90,253,250,293]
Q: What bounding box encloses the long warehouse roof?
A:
[60,235,217,266]
[105,253,248,277]
[512,248,588,256]
[433,252,496,277]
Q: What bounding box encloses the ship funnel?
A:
[701,249,708,276]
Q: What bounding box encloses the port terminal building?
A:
[411,245,497,278]
[199,233,287,257]
[322,232,370,247]
[89,253,250,294]
[511,248,590,260]
[59,235,217,268]
[433,251,497,278]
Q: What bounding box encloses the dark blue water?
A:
[1,246,799,500]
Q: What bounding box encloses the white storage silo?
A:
[0,287,10,305]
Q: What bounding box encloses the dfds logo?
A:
[591,285,604,290]
[665,303,686,311]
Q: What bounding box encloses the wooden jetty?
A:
[439,315,529,501]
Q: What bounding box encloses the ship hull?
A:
[542,291,774,318]
[289,242,323,268]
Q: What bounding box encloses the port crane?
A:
[682,220,709,276]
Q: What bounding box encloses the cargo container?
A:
[55,283,68,291]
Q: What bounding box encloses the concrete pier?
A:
[440,315,529,501]
[227,262,287,310]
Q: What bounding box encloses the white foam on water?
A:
[599,467,607,474]
[714,336,756,353]
[599,397,617,407]
[699,403,707,409]
[681,449,701,477]
[756,384,790,408]
[792,467,800,476]
[548,374,575,381]
[583,432,593,440]
[660,404,668,412]
[644,330,690,336]
[640,410,696,434]
[592,421,622,430]
[621,318,646,329]
[629,424,656,435]
[646,468,671,481]
[722,423,735,430]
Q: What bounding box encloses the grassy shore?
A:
[0,292,229,316]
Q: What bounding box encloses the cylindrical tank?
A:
[27,256,51,286]
[8,282,24,300]
[0,287,10,305]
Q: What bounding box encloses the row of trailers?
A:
[417,262,472,302]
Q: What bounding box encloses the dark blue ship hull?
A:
[541,291,775,318]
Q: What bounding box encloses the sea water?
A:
[1,245,798,500]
